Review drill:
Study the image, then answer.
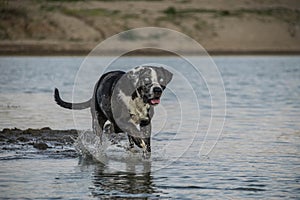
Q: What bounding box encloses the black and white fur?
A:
[54,66,173,158]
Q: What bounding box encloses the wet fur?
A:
[54,66,172,158]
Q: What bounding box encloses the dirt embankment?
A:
[0,0,300,55]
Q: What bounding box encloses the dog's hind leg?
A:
[93,111,108,143]
[91,97,107,143]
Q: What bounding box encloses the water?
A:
[0,56,299,199]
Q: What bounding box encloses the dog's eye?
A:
[144,77,150,82]
[159,78,164,82]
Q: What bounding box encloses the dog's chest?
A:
[129,98,150,124]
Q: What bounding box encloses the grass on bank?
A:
[162,6,300,23]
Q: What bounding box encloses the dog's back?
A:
[94,71,125,124]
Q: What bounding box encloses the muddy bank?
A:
[0,127,79,159]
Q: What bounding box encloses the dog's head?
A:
[127,66,173,105]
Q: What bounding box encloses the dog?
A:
[54,66,173,158]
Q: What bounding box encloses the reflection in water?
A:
[79,157,157,198]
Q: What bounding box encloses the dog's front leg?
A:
[117,117,152,158]
[140,123,151,159]
[128,135,135,149]
[127,123,151,158]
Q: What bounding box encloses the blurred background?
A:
[0,0,299,55]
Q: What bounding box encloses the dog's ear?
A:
[160,67,173,86]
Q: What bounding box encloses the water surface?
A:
[0,56,299,199]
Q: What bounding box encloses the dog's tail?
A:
[54,88,91,110]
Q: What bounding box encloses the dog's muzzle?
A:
[149,86,162,105]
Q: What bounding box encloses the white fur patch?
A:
[118,90,131,105]
[150,67,161,89]
[150,67,158,83]
[129,97,150,124]
[118,90,150,126]
[132,66,143,74]
[129,66,144,86]
[140,139,146,149]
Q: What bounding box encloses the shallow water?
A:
[0,56,299,199]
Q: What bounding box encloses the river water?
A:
[0,56,299,199]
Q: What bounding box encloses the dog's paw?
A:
[143,151,151,159]
[126,146,139,153]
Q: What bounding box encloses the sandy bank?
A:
[1,0,299,55]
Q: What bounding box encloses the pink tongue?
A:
[151,99,160,104]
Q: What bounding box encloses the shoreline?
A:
[1,41,300,56]
[1,48,300,56]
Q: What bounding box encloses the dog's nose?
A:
[153,87,162,95]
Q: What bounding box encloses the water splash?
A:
[74,130,108,163]
[74,130,149,165]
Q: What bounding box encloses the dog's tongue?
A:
[151,99,160,105]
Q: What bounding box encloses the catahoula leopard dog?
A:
[54,66,173,158]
